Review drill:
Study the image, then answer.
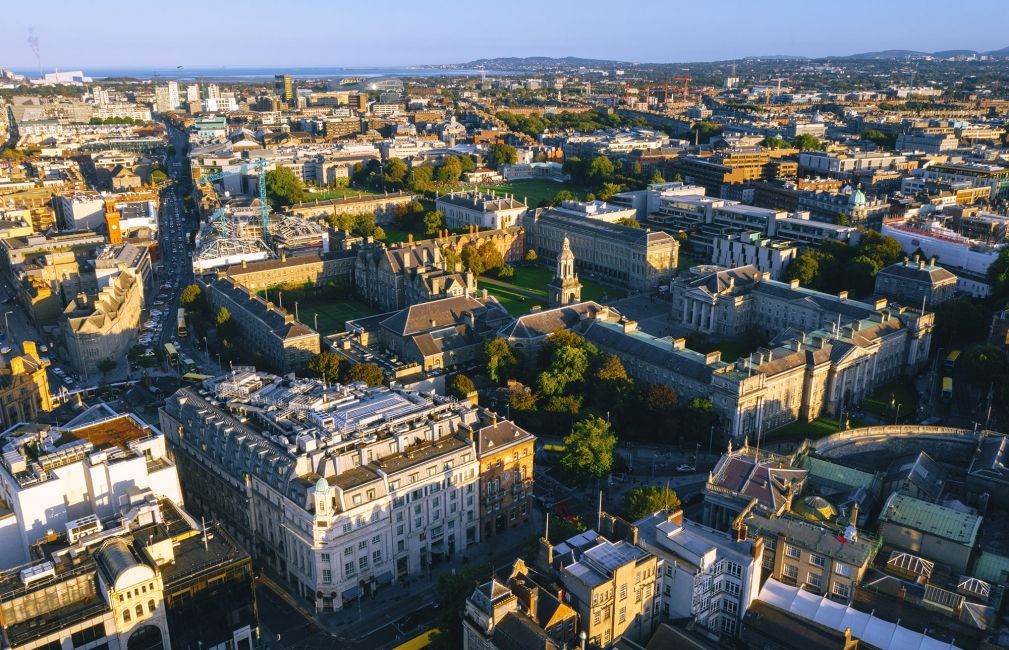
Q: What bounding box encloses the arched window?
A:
[148,599,156,613]
[123,609,132,623]
[136,603,143,617]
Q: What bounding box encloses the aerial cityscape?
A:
[4,2,1009,649]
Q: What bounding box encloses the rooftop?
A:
[879,493,981,546]
[745,512,879,567]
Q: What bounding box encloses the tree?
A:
[588,156,615,183]
[624,485,681,521]
[524,249,538,262]
[598,182,623,201]
[538,345,589,396]
[487,143,518,169]
[650,169,665,184]
[988,247,1009,298]
[477,241,504,274]
[497,265,515,279]
[215,307,231,327]
[691,121,723,144]
[423,210,446,235]
[784,250,821,288]
[835,212,850,226]
[383,158,408,186]
[458,155,476,173]
[616,217,640,229]
[264,165,305,207]
[307,352,342,382]
[933,298,990,347]
[960,345,1009,387]
[551,190,576,205]
[180,284,201,308]
[461,244,486,275]
[427,562,494,650]
[449,373,476,399]
[436,157,463,183]
[345,362,384,387]
[407,165,434,192]
[509,383,538,412]
[98,358,117,374]
[561,416,617,481]
[644,384,678,413]
[149,168,168,184]
[484,338,518,383]
[760,136,792,149]
[791,134,822,151]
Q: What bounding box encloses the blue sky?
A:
[3,0,1008,70]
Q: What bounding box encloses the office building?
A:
[475,418,535,540]
[710,232,798,280]
[61,269,143,374]
[274,74,295,106]
[877,493,981,574]
[161,370,529,611]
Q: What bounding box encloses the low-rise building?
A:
[877,492,981,574]
[437,190,528,231]
[874,256,957,307]
[224,252,355,292]
[475,419,535,541]
[201,275,320,373]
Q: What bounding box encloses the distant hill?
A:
[461,56,633,68]
[742,55,810,61]
[843,47,1009,59]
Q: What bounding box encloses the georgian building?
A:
[354,241,476,313]
[874,256,957,307]
[0,341,52,430]
[160,370,531,612]
[475,419,535,540]
[436,190,528,231]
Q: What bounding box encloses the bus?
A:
[941,376,954,402]
[180,356,198,374]
[163,343,179,366]
[182,372,213,383]
[392,629,437,650]
[177,308,188,338]
[944,350,961,372]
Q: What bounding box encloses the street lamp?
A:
[2,311,11,335]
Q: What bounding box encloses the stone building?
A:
[160,370,529,611]
[522,207,677,292]
[547,236,581,307]
[355,241,476,313]
[201,275,320,373]
[436,190,528,231]
[224,251,356,292]
[874,256,957,307]
[0,341,52,430]
[61,269,143,374]
[475,418,535,540]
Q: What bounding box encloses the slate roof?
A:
[877,260,957,284]
[709,450,808,512]
[379,295,509,337]
[582,320,721,382]
[498,301,613,341]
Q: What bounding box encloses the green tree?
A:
[960,345,1009,387]
[988,247,1009,298]
[458,155,476,173]
[345,362,384,387]
[561,415,617,481]
[551,190,576,205]
[383,158,408,186]
[149,168,168,184]
[427,562,494,650]
[407,165,434,192]
[791,134,822,151]
[461,244,486,275]
[784,250,821,287]
[650,169,665,184]
[588,156,615,183]
[691,120,723,144]
[598,182,623,201]
[524,249,538,262]
[836,212,850,226]
[264,165,305,207]
[449,373,477,399]
[760,136,792,149]
[624,485,681,521]
[509,383,538,412]
[180,283,201,308]
[487,143,518,169]
[307,352,342,382]
[215,307,231,327]
[436,157,463,183]
[478,241,504,273]
[616,217,640,229]
[423,210,446,235]
[97,358,117,374]
[933,298,991,347]
[484,338,518,384]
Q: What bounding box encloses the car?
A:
[0,346,10,355]
[677,464,696,473]
[38,344,48,354]
[53,367,65,376]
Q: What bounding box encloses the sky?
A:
[2,0,1008,71]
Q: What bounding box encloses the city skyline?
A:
[4,0,1009,70]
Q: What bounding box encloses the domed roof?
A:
[795,495,838,522]
[848,188,866,207]
[315,477,330,494]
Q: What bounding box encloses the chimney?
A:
[789,278,800,289]
[672,338,686,350]
[526,586,539,619]
[666,510,683,526]
[429,319,436,328]
[918,259,924,270]
[407,232,413,243]
[928,256,936,267]
[621,319,638,334]
[280,251,287,262]
[850,502,860,527]
[21,341,38,360]
[838,291,848,301]
[241,259,247,268]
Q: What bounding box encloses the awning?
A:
[342,586,361,601]
[377,571,394,586]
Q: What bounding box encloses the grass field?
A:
[295,294,378,335]
[488,179,590,207]
[479,282,545,316]
[766,417,870,441]
[863,379,918,419]
[304,186,377,201]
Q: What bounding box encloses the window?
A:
[123,610,131,624]
[373,550,382,564]
[345,561,356,576]
[834,563,852,578]
[593,610,601,625]
[321,553,331,563]
[783,564,798,580]
[396,524,405,535]
[807,572,823,589]
[785,544,801,560]
[809,554,825,568]
[372,535,381,545]
[367,489,375,500]
[353,494,362,505]
[618,607,626,623]
[342,522,352,534]
[148,599,156,613]
[359,540,368,550]
[359,557,369,570]
[832,581,850,599]
[344,546,354,557]
[71,622,106,647]
[390,481,399,491]
[322,569,332,583]
[136,604,143,617]
[619,584,627,600]
[397,540,405,552]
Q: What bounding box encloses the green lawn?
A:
[766,417,870,441]
[294,294,378,335]
[677,252,705,271]
[304,186,377,201]
[715,339,761,363]
[863,379,918,420]
[479,282,545,316]
[488,180,590,207]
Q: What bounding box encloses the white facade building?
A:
[711,232,798,280]
[436,190,528,230]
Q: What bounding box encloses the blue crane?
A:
[196,158,272,246]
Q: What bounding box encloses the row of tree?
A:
[495,110,641,138]
[784,230,904,297]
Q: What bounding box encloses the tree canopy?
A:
[345,363,384,387]
[561,415,617,481]
[449,374,476,399]
[265,165,305,207]
[624,485,681,521]
[791,134,823,151]
[487,143,518,169]
[307,352,342,382]
[484,338,519,384]
[180,283,201,308]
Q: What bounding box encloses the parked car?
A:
[677,464,696,473]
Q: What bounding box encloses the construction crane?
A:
[196,159,272,246]
[674,74,692,101]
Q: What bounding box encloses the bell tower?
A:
[548,236,581,307]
